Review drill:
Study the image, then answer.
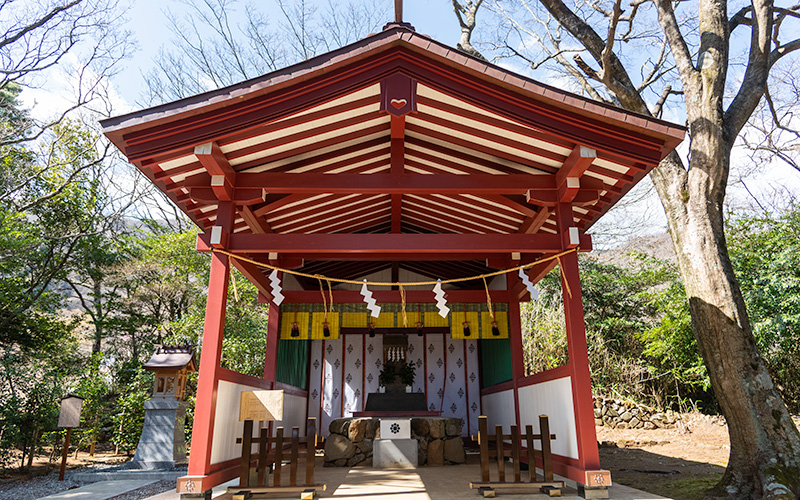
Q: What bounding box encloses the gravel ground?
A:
[110,479,175,500]
[0,464,184,500]
[0,469,89,500]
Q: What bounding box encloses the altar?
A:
[323,416,466,467]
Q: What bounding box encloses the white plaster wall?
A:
[271,392,308,437]
[210,381,257,465]
[481,389,516,435]
[517,377,579,459]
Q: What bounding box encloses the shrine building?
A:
[101,20,684,498]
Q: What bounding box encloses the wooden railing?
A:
[470,415,565,497]
[228,417,325,500]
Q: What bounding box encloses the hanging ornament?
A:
[322,322,331,337]
[433,279,450,318]
[360,280,381,318]
[491,321,501,336]
[291,322,300,337]
[269,269,285,306]
[518,268,539,301]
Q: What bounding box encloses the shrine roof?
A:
[101,24,685,291]
[143,345,197,372]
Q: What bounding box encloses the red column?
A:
[263,299,281,381]
[555,202,600,471]
[188,202,234,477]
[507,274,524,428]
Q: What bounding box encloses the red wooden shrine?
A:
[102,21,684,498]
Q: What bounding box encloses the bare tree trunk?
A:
[652,146,800,498]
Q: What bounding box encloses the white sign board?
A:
[380,419,411,440]
[239,390,284,421]
[58,396,84,428]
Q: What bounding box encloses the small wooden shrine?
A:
[101,17,684,499]
[143,344,197,400]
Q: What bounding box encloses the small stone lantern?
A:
[132,345,197,469]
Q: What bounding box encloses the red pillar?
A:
[187,201,235,478]
[555,202,600,472]
[263,299,281,381]
[507,274,524,428]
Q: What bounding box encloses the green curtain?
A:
[480,338,513,388]
[276,339,309,389]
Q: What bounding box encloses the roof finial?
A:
[394,0,403,23]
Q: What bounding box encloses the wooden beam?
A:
[511,259,560,299]
[231,257,273,302]
[186,172,560,194]
[190,187,265,204]
[391,114,404,233]
[518,207,551,234]
[195,142,237,201]
[526,188,600,207]
[278,289,515,304]
[556,145,596,203]
[196,232,593,254]
[240,206,272,234]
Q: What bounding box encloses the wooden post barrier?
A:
[469,415,565,497]
[228,417,325,500]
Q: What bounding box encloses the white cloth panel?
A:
[343,334,364,417]
[363,335,383,408]
[443,338,468,434]
[425,334,445,412]
[307,340,323,431]
[465,338,481,437]
[321,339,343,435]
[406,334,425,394]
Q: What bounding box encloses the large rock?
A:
[355,439,373,457]
[329,418,351,436]
[347,453,366,466]
[445,418,462,437]
[365,419,379,440]
[427,439,444,466]
[443,438,466,464]
[411,418,430,436]
[324,433,355,461]
[429,419,445,439]
[349,419,367,442]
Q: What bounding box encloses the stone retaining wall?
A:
[593,397,681,429]
[323,417,466,467]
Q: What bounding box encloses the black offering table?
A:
[363,392,427,412]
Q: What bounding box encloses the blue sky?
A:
[114,0,464,105]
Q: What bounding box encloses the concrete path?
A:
[37,479,156,500]
[142,461,670,500]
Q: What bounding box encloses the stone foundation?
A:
[593,397,681,429]
[323,417,466,466]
